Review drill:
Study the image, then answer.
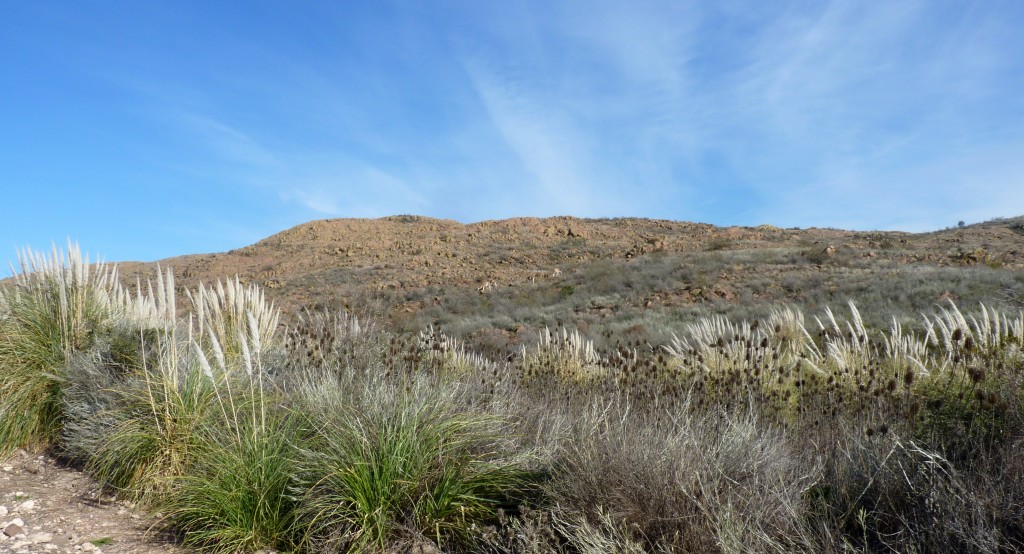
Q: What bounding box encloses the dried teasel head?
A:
[970,368,986,383]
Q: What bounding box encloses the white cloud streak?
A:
[465,60,604,215]
[138,1,1024,230]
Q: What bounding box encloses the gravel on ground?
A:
[0,450,183,554]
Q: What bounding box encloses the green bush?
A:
[0,244,123,453]
[296,382,533,553]
[63,330,218,503]
[161,391,302,553]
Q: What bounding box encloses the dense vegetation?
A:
[2,243,1024,552]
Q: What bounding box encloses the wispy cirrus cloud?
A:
[681,1,1024,228]
[176,113,430,217]
[459,0,702,219]
[158,1,1022,232]
[465,60,607,216]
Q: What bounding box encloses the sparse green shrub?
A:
[911,374,1012,462]
[706,237,733,251]
[295,379,533,553]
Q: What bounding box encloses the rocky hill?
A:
[120,215,1024,354]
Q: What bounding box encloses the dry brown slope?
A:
[119,215,1024,325]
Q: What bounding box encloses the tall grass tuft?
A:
[296,376,533,553]
[63,326,218,503]
[163,401,302,553]
[520,327,605,383]
[187,277,280,368]
[160,335,302,553]
[0,242,124,453]
[63,274,280,506]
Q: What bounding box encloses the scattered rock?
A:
[566,226,588,239]
[4,518,25,537]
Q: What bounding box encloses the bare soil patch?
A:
[0,450,183,554]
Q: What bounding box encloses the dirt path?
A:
[0,450,184,554]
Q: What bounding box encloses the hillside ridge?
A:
[117,215,1024,351]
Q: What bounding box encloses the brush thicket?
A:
[4,243,1024,552]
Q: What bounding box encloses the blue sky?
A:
[2,1,1023,264]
